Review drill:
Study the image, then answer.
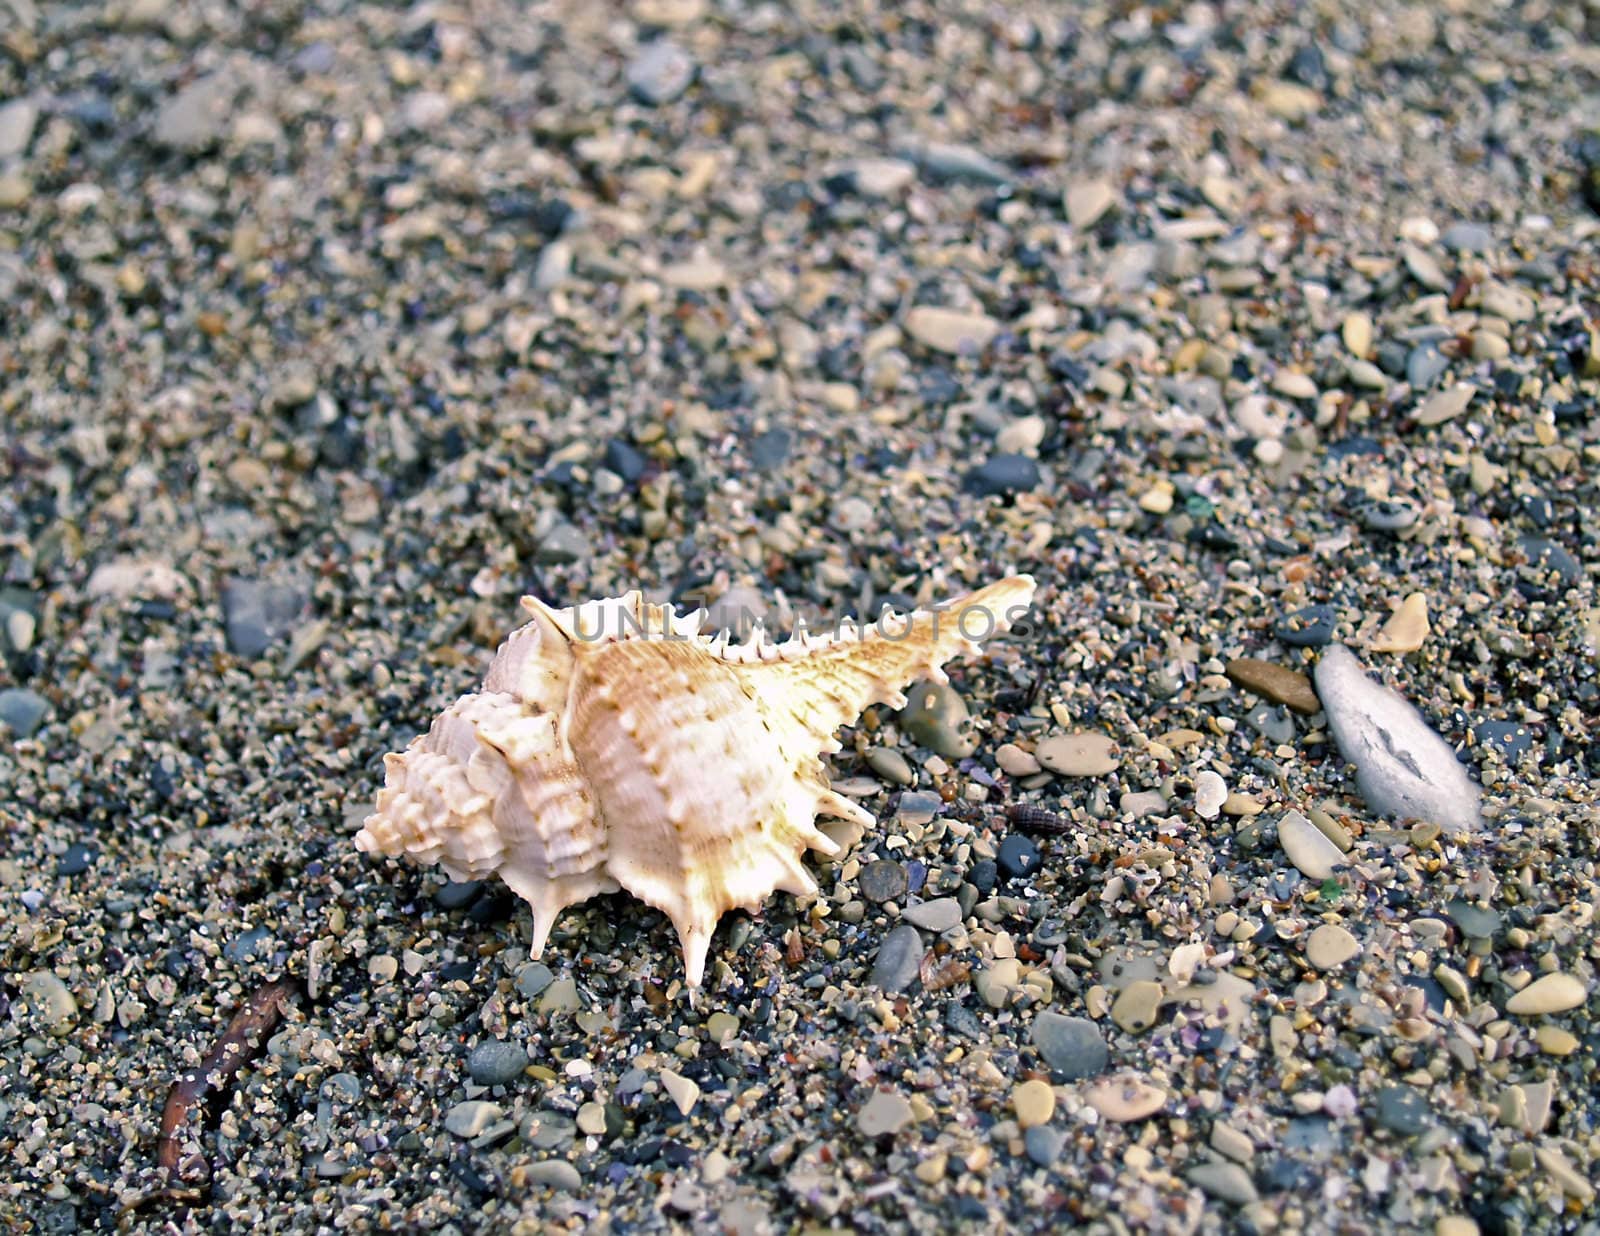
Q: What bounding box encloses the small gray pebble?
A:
[627,41,695,106]
[1032,1012,1108,1080]
[1373,1085,1432,1136]
[0,687,50,738]
[516,962,554,999]
[870,925,924,993]
[1024,1124,1066,1167]
[467,1039,529,1087]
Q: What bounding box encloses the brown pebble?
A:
[1225,657,1320,714]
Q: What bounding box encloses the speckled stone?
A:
[467,1040,529,1087]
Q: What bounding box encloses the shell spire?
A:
[356,573,1037,986]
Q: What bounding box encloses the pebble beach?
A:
[2,1,1599,1232]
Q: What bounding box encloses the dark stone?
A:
[56,844,95,877]
[1031,1012,1108,1079]
[604,438,647,484]
[1275,604,1336,648]
[968,858,998,894]
[1474,720,1533,763]
[467,1039,530,1087]
[963,453,1040,498]
[1024,1124,1066,1167]
[1357,499,1419,533]
[1373,1084,1432,1136]
[1285,42,1327,89]
[870,925,924,993]
[1515,536,1581,587]
[435,880,484,910]
[859,859,909,904]
[1282,1115,1336,1152]
[440,960,476,982]
[224,927,273,963]
[0,687,50,738]
[945,1000,985,1041]
[997,834,1041,879]
[220,577,309,659]
[1445,898,1502,939]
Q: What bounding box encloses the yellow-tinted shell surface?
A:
[356,575,1036,984]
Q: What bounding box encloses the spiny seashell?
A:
[356,574,1037,985]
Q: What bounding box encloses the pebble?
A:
[904,306,1000,355]
[1357,499,1419,534]
[1031,1013,1108,1079]
[574,1101,607,1135]
[467,1040,528,1087]
[1225,657,1320,714]
[1342,311,1373,357]
[1406,343,1451,389]
[996,835,1040,880]
[1504,972,1587,1016]
[627,41,695,105]
[1064,178,1116,230]
[976,958,1020,1008]
[515,962,554,999]
[902,897,962,931]
[153,75,235,151]
[1373,1085,1432,1136]
[1023,1125,1066,1167]
[1194,771,1227,819]
[1441,223,1494,253]
[843,157,916,198]
[1275,605,1336,648]
[865,748,914,786]
[537,977,581,1014]
[55,844,95,877]
[1444,899,1501,940]
[1084,1076,1166,1123]
[1186,1162,1259,1206]
[1210,1123,1255,1164]
[898,681,975,758]
[221,577,309,659]
[856,1089,914,1137]
[1477,281,1534,322]
[1369,592,1430,653]
[994,743,1041,777]
[1111,980,1163,1033]
[1278,810,1345,880]
[660,1069,701,1117]
[1314,645,1483,834]
[1402,245,1449,291]
[1305,924,1360,970]
[1035,732,1119,776]
[962,453,1040,499]
[870,926,925,993]
[19,971,77,1031]
[0,98,37,160]
[1012,1079,1055,1129]
[444,1100,503,1138]
[522,1161,583,1192]
[1415,384,1476,427]
[859,859,909,904]
[0,688,49,738]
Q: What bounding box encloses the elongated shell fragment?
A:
[356,574,1037,985]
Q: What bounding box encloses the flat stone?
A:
[904,306,1000,354]
[0,688,49,738]
[537,976,581,1014]
[1195,771,1227,819]
[1478,281,1535,322]
[995,743,1041,777]
[19,971,77,1031]
[1370,592,1430,653]
[516,962,554,999]
[1373,1085,1432,1136]
[221,577,309,659]
[1314,645,1483,834]
[1342,311,1374,357]
[627,40,695,105]
[902,897,962,932]
[522,1160,583,1192]
[1036,732,1120,776]
[1226,657,1320,714]
[0,97,38,159]
[1415,384,1476,426]
[1032,1013,1108,1080]
[859,859,908,904]
[856,1089,914,1137]
[660,1068,701,1116]
[153,74,237,151]
[1278,810,1345,880]
[1012,1079,1055,1128]
[1444,899,1502,940]
[1505,972,1587,1016]
[1111,980,1164,1033]
[871,925,924,993]
[1210,1122,1255,1164]
[1084,1075,1166,1122]
[1305,924,1361,970]
[1064,178,1116,229]
[467,1040,528,1087]
[976,958,1021,1008]
[963,453,1040,498]
[996,834,1040,879]
[844,157,916,198]
[444,1100,503,1138]
[1186,1161,1259,1205]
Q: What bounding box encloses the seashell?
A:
[357,574,1037,985]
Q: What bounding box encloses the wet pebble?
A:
[1186,1162,1259,1206]
[1012,1079,1054,1128]
[1305,924,1360,970]
[221,577,309,659]
[902,897,962,932]
[1275,605,1336,648]
[516,962,554,999]
[1373,1085,1432,1136]
[0,688,49,738]
[627,41,695,105]
[1226,657,1320,714]
[856,1089,914,1137]
[1505,973,1587,1016]
[865,748,914,786]
[1278,811,1345,880]
[1023,1124,1066,1167]
[55,845,95,877]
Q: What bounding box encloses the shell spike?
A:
[677,924,714,989]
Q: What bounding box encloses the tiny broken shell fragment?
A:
[356,574,1037,985]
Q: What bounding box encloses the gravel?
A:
[1,1,1597,1232]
